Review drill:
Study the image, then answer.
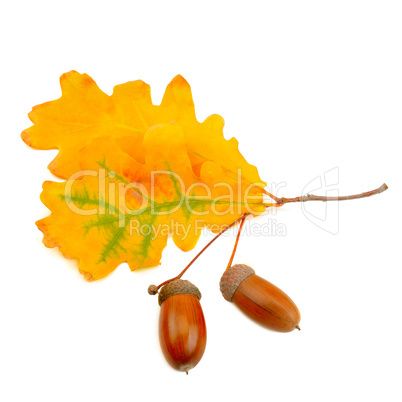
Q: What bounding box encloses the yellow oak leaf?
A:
[37,124,266,281]
[23,72,269,280]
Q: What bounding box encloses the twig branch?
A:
[150,183,388,294]
[264,183,388,206]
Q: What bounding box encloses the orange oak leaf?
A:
[37,124,267,280]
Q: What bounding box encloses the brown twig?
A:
[264,183,388,205]
[151,182,388,293]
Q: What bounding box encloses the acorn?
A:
[220,264,301,332]
[158,279,207,374]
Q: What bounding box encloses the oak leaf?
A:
[23,73,267,280]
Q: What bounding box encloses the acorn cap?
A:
[158,279,202,306]
[220,264,255,302]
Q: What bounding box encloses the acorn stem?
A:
[156,213,250,290]
[226,214,247,271]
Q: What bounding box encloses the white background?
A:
[1,1,401,401]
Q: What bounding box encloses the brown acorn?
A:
[158,279,207,374]
[220,264,301,332]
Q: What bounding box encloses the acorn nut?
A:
[220,264,301,332]
[158,279,207,374]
